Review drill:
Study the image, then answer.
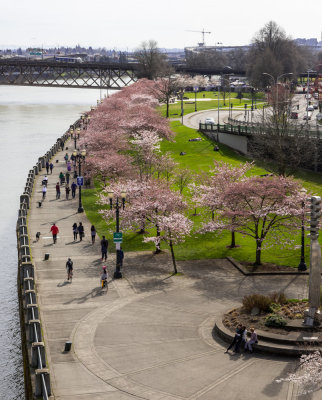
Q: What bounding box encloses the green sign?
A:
[113,232,123,243]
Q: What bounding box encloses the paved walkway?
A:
[29,143,318,399]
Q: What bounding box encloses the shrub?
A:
[265,314,287,328]
[270,292,287,305]
[269,302,281,313]
[242,294,272,313]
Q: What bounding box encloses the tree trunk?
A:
[166,100,169,118]
[154,224,161,254]
[255,240,262,265]
[230,231,236,248]
[169,239,177,274]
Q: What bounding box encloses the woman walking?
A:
[90,225,96,244]
[78,222,84,242]
[72,223,78,241]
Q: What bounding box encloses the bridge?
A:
[0,59,139,90]
[0,59,319,89]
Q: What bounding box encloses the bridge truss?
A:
[0,60,138,89]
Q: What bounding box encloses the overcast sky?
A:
[1,0,321,50]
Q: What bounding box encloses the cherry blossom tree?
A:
[144,212,193,274]
[191,161,252,247]
[276,351,322,395]
[99,178,188,254]
[219,175,302,265]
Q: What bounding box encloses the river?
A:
[0,85,104,399]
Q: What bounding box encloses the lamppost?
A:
[72,149,86,213]
[298,188,308,271]
[193,86,199,112]
[179,88,184,124]
[262,72,293,116]
[305,69,314,125]
[107,190,126,279]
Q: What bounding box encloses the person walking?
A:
[64,153,69,164]
[56,182,61,199]
[67,161,71,173]
[100,266,108,289]
[59,171,65,185]
[65,171,70,184]
[60,139,64,151]
[72,223,78,241]
[49,162,54,174]
[65,185,70,200]
[78,222,84,241]
[43,175,48,186]
[225,324,243,353]
[42,185,47,199]
[45,161,50,174]
[245,327,258,353]
[90,225,96,244]
[66,258,73,281]
[50,223,59,244]
[71,181,77,199]
[100,236,108,261]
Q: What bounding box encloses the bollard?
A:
[19,234,29,246]
[64,341,72,352]
[25,289,36,305]
[44,253,50,260]
[27,304,39,320]
[34,165,39,175]
[37,161,42,171]
[38,156,45,168]
[18,209,27,218]
[28,319,42,343]
[18,216,27,226]
[35,368,51,397]
[31,342,46,368]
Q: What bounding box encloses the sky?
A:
[1,0,321,50]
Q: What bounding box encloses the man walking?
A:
[45,161,49,174]
[56,182,61,199]
[71,181,77,199]
[49,162,54,174]
[66,258,73,281]
[50,223,59,244]
[101,236,109,261]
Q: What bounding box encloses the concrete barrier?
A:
[28,320,42,343]
[35,369,51,397]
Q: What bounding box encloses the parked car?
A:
[303,114,311,120]
[313,103,318,109]
[305,94,311,99]
[290,112,298,119]
[205,117,215,125]
[306,105,314,112]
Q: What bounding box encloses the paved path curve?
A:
[29,142,318,399]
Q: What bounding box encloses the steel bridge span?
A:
[0,60,139,90]
[0,59,318,90]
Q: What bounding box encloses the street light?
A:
[193,86,199,112]
[108,190,126,279]
[262,72,293,115]
[72,148,86,213]
[298,188,308,271]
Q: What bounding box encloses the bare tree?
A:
[248,96,317,176]
[134,40,169,80]
[247,21,313,87]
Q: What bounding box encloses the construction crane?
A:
[186,29,211,47]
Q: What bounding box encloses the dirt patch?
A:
[223,301,309,335]
[239,261,296,273]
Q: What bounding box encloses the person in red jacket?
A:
[50,223,59,244]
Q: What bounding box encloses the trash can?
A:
[64,341,72,352]
[44,253,50,260]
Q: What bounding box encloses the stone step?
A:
[214,319,321,357]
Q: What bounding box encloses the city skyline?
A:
[1,0,321,50]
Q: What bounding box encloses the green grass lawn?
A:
[82,119,322,268]
[158,91,266,118]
